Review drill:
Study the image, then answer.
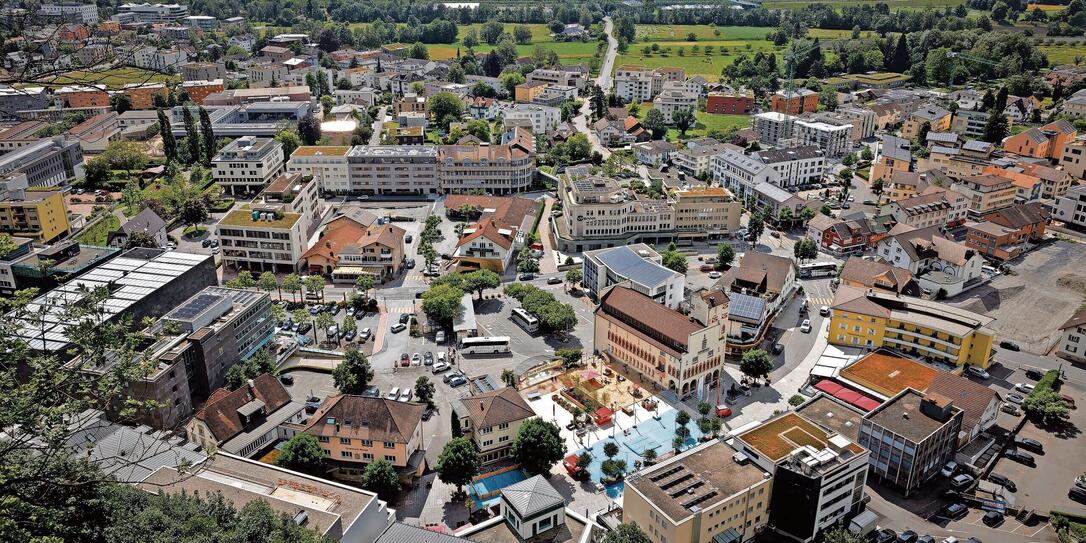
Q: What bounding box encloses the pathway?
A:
[574,16,618,159]
[537,196,559,274]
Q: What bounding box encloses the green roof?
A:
[218,209,300,229]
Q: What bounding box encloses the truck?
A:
[848,510,879,537]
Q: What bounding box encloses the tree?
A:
[891,33,909,73]
[429,91,465,129]
[316,311,337,343]
[480,20,504,44]
[916,121,932,145]
[304,274,326,302]
[419,241,438,269]
[275,125,302,159]
[179,197,209,234]
[198,106,216,164]
[861,145,873,161]
[415,376,436,408]
[333,347,374,394]
[499,70,526,97]
[799,206,817,225]
[556,348,583,367]
[422,283,464,323]
[603,523,651,543]
[408,42,429,60]
[673,108,695,136]
[463,269,500,299]
[717,243,736,268]
[983,107,1009,143]
[777,206,793,226]
[501,368,517,387]
[512,418,566,475]
[182,106,201,165]
[362,460,400,501]
[1023,388,1071,424]
[794,237,819,261]
[355,274,376,300]
[603,441,620,458]
[436,437,481,495]
[513,25,533,44]
[642,108,667,139]
[565,268,583,290]
[282,273,302,302]
[123,231,157,249]
[660,242,688,273]
[463,29,479,50]
[111,93,132,114]
[298,113,321,145]
[257,271,278,295]
[789,394,806,407]
[821,527,868,543]
[747,212,765,243]
[276,433,325,475]
[740,349,773,383]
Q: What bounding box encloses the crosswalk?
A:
[386,306,416,314]
[807,296,834,307]
[404,274,427,283]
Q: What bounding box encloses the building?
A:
[876,225,983,297]
[556,172,675,253]
[706,91,755,114]
[837,257,915,295]
[119,83,167,110]
[451,217,521,273]
[623,440,772,543]
[212,136,286,196]
[813,106,876,142]
[182,62,226,81]
[202,86,312,106]
[1057,309,1086,363]
[285,146,351,195]
[901,105,952,140]
[753,146,825,189]
[216,174,321,273]
[500,475,566,539]
[115,2,188,22]
[950,109,989,139]
[674,143,739,177]
[503,104,560,135]
[582,244,684,308]
[438,144,533,195]
[752,112,793,146]
[793,119,851,157]
[55,84,108,108]
[181,14,217,30]
[0,240,119,296]
[513,81,548,103]
[671,186,742,239]
[594,285,725,399]
[107,207,167,248]
[38,3,99,23]
[870,135,911,183]
[614,65,684,102]
[180,79,225,105]
[731,251,797,314]
[527,67,587,90]
[733,410,868,542]
[0,136,84,189]
[0,189,71,242]
[807,214,893,256]
[652,88,698,123]
[281,395,426,483]
[141,453,394,543]
[1054,185,1086,230]
[771,88,818,115]
[951,174,1017,215]
[885,192,951,229]
[127,45,188,73]
[711,148,780,200]
[1003,120,1076,162]
[633,140,677,167]
[0,122,48,155]
[185,373,305,457]
[303,214,406,282]
[0,86,49,121]
[343,145,439,196]
[453,387,535,465]
[829,285,995,368]
[859,389,963,496]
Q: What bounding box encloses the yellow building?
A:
[623,440,772,543]
[0,189,71,242]
[900,106,951,140]
[514,81,548,103]
[828,285,995,368]
[453,386,535,465]
[670,186,743,239]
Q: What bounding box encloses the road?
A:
[369,105,387,145]
[574,16,618,159]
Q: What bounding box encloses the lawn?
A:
[1026,2,1066,10]
[762,0,965,9]
[1040,43,1086,65]
[410,22,602,66]
[636,102,750,141]
[74,215,120,246]
[48,67,177,89]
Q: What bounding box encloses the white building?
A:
[38,3,99,23]
[753,145,826,189]
[115,2,188,22]
[286,146,351,195]
[876,225,984,297]
[711,148,780,199]
[557,172,675,253]
[499,476,566,539]
[794,119,852,157]
[614,65,684,102]
[1058,309,1086,363]
[502,104,560,135]
[753,111,794,146]
[347,145,440,196]
[212,136,285,196]
[582,244,685,308]
[181,15,217,30]
[652,87,698,124]
[1053,184,1086,229]
[128,46,188,73]
[526,67,587,90]
[215,174,321,273]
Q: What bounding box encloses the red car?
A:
[716,405,732,417]
[400,353,410,367]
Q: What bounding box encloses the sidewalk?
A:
[372,304,389,355]
[538,196,558,274]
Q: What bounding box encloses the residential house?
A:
[952,173,1017,215]
[302,215,406,282]
[870,135,911,183]
[451,217,521,273]
[215,173,321,273]
[184,373,305,458]
[1057,309,1086,363]
[453,387,535,464]
[876,224,984,297]
[731,251,797,314]
[838,256,916,295]
[901,105,951,140]
[632,140,677,167]
[807,214,893,255]
[108,208,167,248]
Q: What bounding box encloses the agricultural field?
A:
[48,67,177,89]
[1026,3,1066,10]
[1039,42,1086,65]
[615,25,872,78]
[420,23,603,67]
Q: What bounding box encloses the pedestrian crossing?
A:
[404,274,427,283]
[807,296,834,306]
[386,306,416,314]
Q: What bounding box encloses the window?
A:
[383,441,395,448]
[317,436,330,443]
[361,439,373,446]
[341,451,353,458]
[498,422,509,430]
[384,455,396,462]
[340,437,351,445]
[362,452,374,461]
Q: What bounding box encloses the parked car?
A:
[999,340,1020,351]
[360,328,372,341]
[942,502,968,520]
[519,273,535,281]
[399,353,409,366]
[1001,403,1021,416]
[386,387,400,400]
[437,352,446,364]
[448,374,467,387]
[699,264,715,272]
[1070,486,1086,503]
[800,319,812,333]
[1014,437,1043,453]
[406,259,416,269]
[411,353,421,366]
[966,366,990,379]
[940,461,959,477]
[547,276,563,285]
[1061,394,1076,408]
[897,530,919,543]
[1014,383,1035,393]
[344,329,356,341]
[405,234,413,243]
[874,529,897,543]
[399,389,413,402]
[442,371,459,384]
[436,330,445,344]
[363,385,380,397]
[982,512,1003,527]
[432,362,450,374]
[1025,369,1044,380]
[819,305,830,317]
[708,271,722,279]
[1006,393,1025,405]
[1005,450,1035,466]
[950,474,975,490]
[987,473,1016,492]
[424,351,434,365]
[772,342,784,354]
[279,374,294,386]
[297,322,312,334]
[917,536,934,543]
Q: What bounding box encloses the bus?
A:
[799,262,838,279]
[460,336,511,355]
[511,307,540,334]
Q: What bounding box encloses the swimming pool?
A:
[468,468,528,508]
[574,407,706,498]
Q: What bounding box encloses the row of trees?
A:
[503,283,578,333]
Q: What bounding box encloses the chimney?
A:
[247,379,254,390]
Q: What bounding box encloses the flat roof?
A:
[736,412,862,462]
[291,145,350,157]
[218,209,300,229]
[796,395,864,443]
[589,245,678,289]
[625,440,768,522]
[839,351,938,399]
[864,388,960,442]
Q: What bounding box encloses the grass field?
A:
[1026,3,1066,10]
[422,23,603,66]
[1040,44,1086,65]
[75,215,120,246]
[48,68,177,89]
[636,102,750,141]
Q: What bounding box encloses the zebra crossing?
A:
[807,296,834,307]
[386,306,416,314]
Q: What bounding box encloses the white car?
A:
[940,460,959,478]
[707,271,721,279]
[966,366,990,379]
[800,319,812,333]
[411,353,422,366]
[1014,383,1035,393]
[819,305,830,317]
[386,387,400,400]
[399,389,413,402]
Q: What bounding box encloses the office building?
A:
[281,395,427,483]
[829,285,995,368]
[212,137,285,196]
[594,285,725,399]
[37,2,99,23]
[582,244,685,308]
[753,146,825,189]
[286,146,351,195]
[0,86,49,120]
[556,172,674,253]
[115,2,188,22]
[671,186,743,239]
[0,188,71,242]
[453,387,535,465]
[216,174,321,273]
[859,389,963,496]
[733,410,868,542]
[438,144,533,195]
[623,440,772,543]
[0,136,84,188]
[345,145,440,196]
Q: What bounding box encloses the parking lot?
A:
[949,240,1086,353]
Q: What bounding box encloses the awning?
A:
[712,528,742,543]
[854,397,882,411]
[815,380,844,395]
[594,407,613,424]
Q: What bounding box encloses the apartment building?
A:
[672,143,735,177]
[582,244,685,308]
[513,81,548,103]
[1057,309,1086,363]
[212,136,285,196]
[614,65,684,102]
[115,2,188,22]
[1060,138,1086,180]
[128,45,188,73]
[452,387,535,465]
[303,214,406,282]
[950,109,988,139]
[901,105,952,140]
[706,91,755,114]
[859,389,963,496]
[594,285,726,399]
[556,173,675,253]
[452,218,521,273]
[951,174,1017,215]
[821,106,876,141]
[753,146,825,189]
[794,119,852,157]
[438,144,534,195]
[771,89,818,115]
[216,174,321,273]
[711,148,780,199]
[829,285,995,368]
[0,86,49,121]
[246,63,289,88]
[393,93,426,115]
[671,186,742,238]
[526,67,587,90]
[38,3,100,23]
[734,409,869,543]
[180,79,225,105]
[885,192,951,229]
[753,112,792,146]
[182,62,227,81]
[286,146,351,195]
[921,140,997,178]
[55,85,108,108]
[623,440,772,543]
[652,88,698,123]
[0,189,70,242]
[202,86,312,106]
[1003,120,1076,161]
[0,122,48,157]
[341,145,437,196]
[1054,184,1086,230]
[281,395,426,482]
[503,104,560,134]
[870,135,911,182]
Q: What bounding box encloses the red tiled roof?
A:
[194,373,292,443]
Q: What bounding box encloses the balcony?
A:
[882,337,957,359]
[885,326,962,349]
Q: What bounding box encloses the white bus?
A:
[799,262,838,279]
[460,336,511,355]
[511,307,540,334]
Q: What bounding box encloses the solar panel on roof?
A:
[729,293,765,321]
[596,246,677,288]
[169,293,224,321]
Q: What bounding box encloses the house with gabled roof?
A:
[452,217,522,273]
[453,386,535,464]
[184,373,304,457]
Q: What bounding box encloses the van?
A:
[436,330,445,344]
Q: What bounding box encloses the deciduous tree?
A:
[512,419,566,475]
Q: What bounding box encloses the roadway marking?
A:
[807,296,834,306]
[385,306,416,314]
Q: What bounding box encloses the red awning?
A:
[854,397,882,412]
[836,389,862,404]
[594,407,613,423]
[815,380,844,395]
